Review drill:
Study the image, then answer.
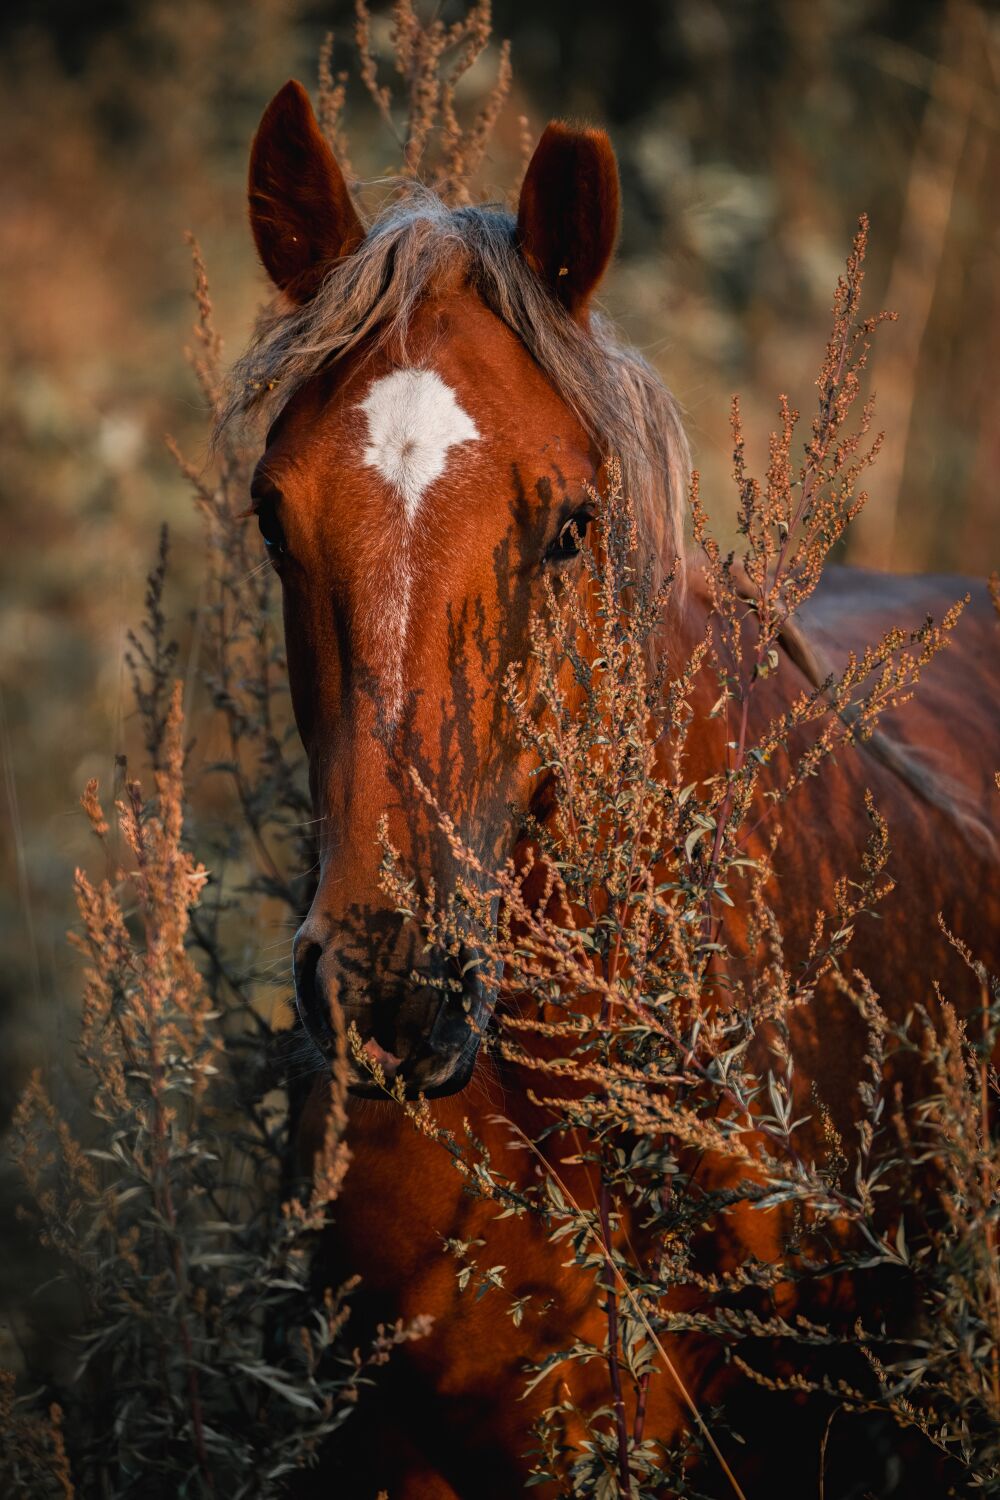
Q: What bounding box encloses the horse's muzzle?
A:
[292,930,488,1098]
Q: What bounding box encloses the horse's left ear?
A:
[516,121,620,322]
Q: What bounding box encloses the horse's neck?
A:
[660,563,717,670]
[655,573,729,777]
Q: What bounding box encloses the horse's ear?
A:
[516,121,620,321]
[249,80,364,304]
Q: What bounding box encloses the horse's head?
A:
[239,81,686,1096]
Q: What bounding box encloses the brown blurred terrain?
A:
[0,0,997,1128]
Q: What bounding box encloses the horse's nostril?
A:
[293,940,328,1041]
[459,943,484,992]
[361,1036,403,1081]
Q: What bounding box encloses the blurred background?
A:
[0,0,997,1125]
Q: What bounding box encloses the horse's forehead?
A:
[266,285,596,530]
[266,299,597,722]
[273,283,586,477]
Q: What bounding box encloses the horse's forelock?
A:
[221,185,690,582]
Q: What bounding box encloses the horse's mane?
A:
[220,183,690,581]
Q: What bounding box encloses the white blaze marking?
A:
[357,368,480,724]
[359,368,479,523]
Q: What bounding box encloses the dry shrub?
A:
[0,1370,73,1500]
[859,938,1000,1480]
[5,684,426,1498]
[0,131,427,1491]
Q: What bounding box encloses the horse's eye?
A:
[545,508,593,565]
[255,496,286,556]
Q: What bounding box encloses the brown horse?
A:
[231,81,999,1498]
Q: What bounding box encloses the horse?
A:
[229,80,999,1498]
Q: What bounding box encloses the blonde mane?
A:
[221,184,690,579]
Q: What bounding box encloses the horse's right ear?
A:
[249,80,364,304]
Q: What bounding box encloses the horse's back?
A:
[800,565,999,809]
